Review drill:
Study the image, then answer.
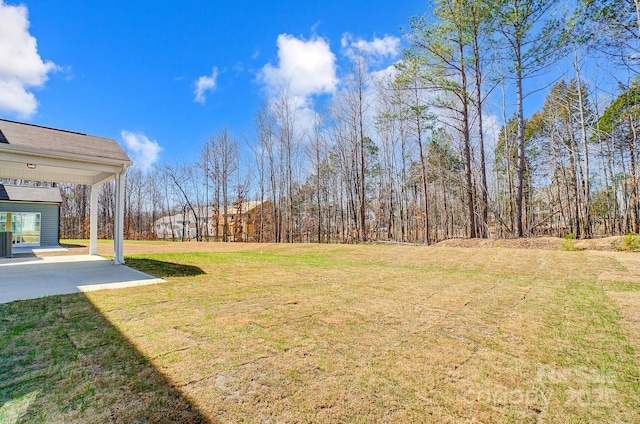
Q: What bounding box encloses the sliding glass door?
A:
[0,212,41,246]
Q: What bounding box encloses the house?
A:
[0,119,132,263]
[218,200,270,242]
[153,201,271,241]
[153,209,204,240]
[0,184,63,247]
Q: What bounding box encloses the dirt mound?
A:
[435,236,626,251]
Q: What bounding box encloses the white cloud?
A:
[369,64,399,85]
[194,67,218,104]
[0,1,57,118]
[121,130,162,173]
[257,34,338,140]
[259,34,337,101]
[341,34,401,62]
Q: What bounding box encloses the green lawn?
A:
[2,243,640,423]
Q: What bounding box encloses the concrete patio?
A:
[0,255,165,304]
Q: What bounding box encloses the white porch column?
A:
[114,170,126,265]
[89,183,99,255]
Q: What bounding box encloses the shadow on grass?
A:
[59,242,87,249]
[124,258,206,278]
[0,294,213,423]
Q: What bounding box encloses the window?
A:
[0,212,41,246]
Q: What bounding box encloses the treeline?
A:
[12,0,640,243]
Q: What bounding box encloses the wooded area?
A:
[8,0,640,243]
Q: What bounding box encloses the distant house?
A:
[153,209,203,241]
[217,201,269,242]
[0,184,63,247]
[153,201,271,241]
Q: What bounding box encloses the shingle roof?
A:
[0,184,63,203]
[0,119,131,163]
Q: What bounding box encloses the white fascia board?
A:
[0,200,61,205]
[0,144,132,168]
[0,150,126,174]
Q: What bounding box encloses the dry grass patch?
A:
[2,243,640,422]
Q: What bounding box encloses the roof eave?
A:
[0,199,62,205]
[0,142,133,167]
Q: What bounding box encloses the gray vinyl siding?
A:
[0,201,59,246]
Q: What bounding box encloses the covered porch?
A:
[0,119,131,264]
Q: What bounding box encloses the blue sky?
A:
[0,0,428,171]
